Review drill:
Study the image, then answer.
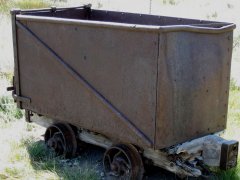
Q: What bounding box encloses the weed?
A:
[219,80,240,178]
[25,139,98,179]
[230,78,240,91]
[206,12,218,20]
[211,12,218,18]
[61,164,99,180]
[0,0,52,14]
[0,72,13,82]
[9,141,25,162]
[97,2,103,9]
[25,139,56,165]
[227,3,234,9]
[4,166,22,178]
[233,34,240,50]
[26,123,35,131]
[215,160,240,179]
[0,0,13,14]
[162,0,178,5]
[0,95,23,120]
[14,0,51,10]
[169,0,176,5]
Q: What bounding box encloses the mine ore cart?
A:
[9,4,238,179]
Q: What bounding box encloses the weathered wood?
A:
[78,130,113,149]
[172,135,227,167]
[143,148,201,177]
[31,113,55,127]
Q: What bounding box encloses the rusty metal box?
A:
[11,6,235,149]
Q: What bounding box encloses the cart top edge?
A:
[12,6,236,34]
[16,14,235,34]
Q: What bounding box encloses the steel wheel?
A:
[44,123,77,158]
[103,144,144,180]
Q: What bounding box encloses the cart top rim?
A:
[16,14,235,34]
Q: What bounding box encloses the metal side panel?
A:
[16,19,158,148]
[156,31,233,149]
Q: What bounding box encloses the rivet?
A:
[170,162,175,167]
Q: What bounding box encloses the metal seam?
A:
[154,32,160,149]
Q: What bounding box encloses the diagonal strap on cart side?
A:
[16,21,153,147]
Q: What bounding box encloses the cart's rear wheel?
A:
[103,144,144,180]
[44,123,77,158]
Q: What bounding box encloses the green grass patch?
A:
[0,72,13,82]
[216,164,240,180]
[226,80,240,138]
[14,0,51,10]
[25,139,54,162]
[25,138,99,179]
[27,141,99,179]
[0,95,23,121]
[4,166,23,178]
[1,131,99,180]
[0,0,52,14]
[216,79,240,179]
[230,78,240,91]
[61,164,99,180]
[0,0,12,14]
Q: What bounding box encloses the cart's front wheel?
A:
[103,144,144,180]
[44,123,77,158]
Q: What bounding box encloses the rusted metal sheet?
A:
[12,7,235,149]
[156,31,233,148]
[16,13,158,148]
[16,20,154,146]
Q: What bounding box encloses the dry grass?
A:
[218,80,240,179]
[0,0,51,13]
[14,0,51,9]
[0,116,100,179]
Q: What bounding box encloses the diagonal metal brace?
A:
[16,21,153,147]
